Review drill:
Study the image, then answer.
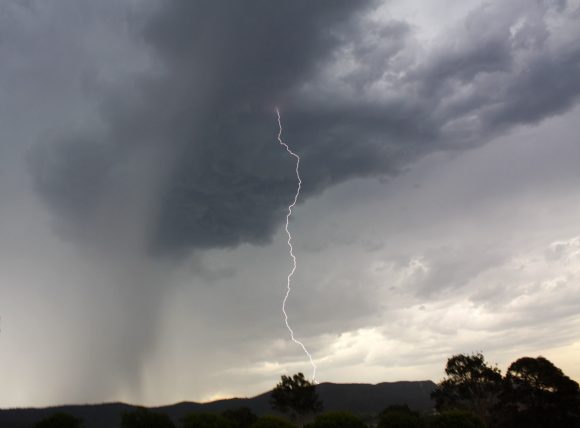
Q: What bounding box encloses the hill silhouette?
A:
[0,381,435,428]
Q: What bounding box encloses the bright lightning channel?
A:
[275,107,317,382]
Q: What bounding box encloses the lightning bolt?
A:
[275,107,317,382]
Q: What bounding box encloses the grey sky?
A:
[0,0,579,407]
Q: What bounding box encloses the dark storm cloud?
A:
[31,0,580,255]
[31,0,376,255]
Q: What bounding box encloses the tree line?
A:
[431,353,580,427]
[34,354,580,428]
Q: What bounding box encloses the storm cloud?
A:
[31,0,580,256]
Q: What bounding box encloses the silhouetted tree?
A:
[251,416,295,428]
[121,408,174,428]
[270,373,323,427]
[182,412,234,428]
[498,356,580,427]
[378,405,422,428]
[431,353,501,427]
[310,412,366,428]
[222,407,258,428]
[35,412,82,428]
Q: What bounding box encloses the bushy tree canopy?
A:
[432,353,580,428]
[270,373,323,426]
[498,356,580,427]
[431,353,501,427]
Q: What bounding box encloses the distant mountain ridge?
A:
[0,380,436,428]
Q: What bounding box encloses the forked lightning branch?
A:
[275,108,317,382]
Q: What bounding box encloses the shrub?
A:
[182,413,234,428]
[121,408,174,428]
[428,411,483,428]
[378,405,422,428]
[251,416,296,428]
[35,412,82,428]
[311,412,366,428]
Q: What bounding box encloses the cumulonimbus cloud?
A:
[31,0,580,256]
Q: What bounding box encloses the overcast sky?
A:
[1,0,580,407]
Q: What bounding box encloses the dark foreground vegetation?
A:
[2,354,578,428]
[431,353,580,427]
